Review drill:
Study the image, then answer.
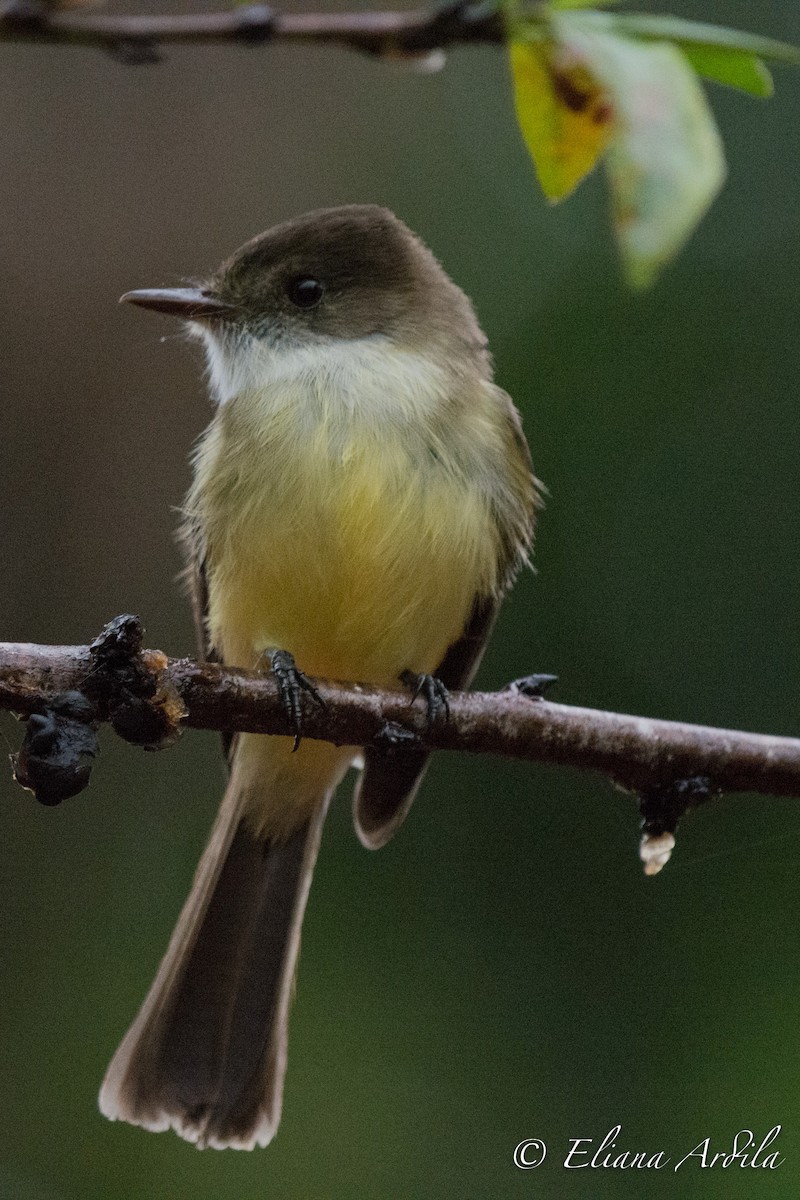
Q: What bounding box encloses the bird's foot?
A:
[262,649,325,751]
[400,670,450,725]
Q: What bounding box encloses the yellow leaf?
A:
[509,38,614,202]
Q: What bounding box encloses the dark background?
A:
[2,1,800,1196]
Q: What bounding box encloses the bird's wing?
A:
[183,519,237,765]
[186,539,212,663]
[352,383,540,851]
[352,594,500,850]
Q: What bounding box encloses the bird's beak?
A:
[119,287,233,319]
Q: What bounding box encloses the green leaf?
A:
[681,45,773,98]
[554,18,727,287]
[549,12,787,97]
[600,13,800,66]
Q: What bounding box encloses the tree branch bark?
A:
[3,625,800,800]
[0,0,509,59]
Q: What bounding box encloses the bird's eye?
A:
[285,277,324,309]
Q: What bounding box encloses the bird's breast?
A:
[190,348,505,685]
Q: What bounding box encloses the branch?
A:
[5,615,800,875]
[3,618,800,800]
[0,0,508,61]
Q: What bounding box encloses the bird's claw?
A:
[400,670,450,725]
[507,673,559,700]
[266,649,325,751]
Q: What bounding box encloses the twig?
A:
[2,620,800,801]
[0,0,509,59]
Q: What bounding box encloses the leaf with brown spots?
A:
[555,18,727,287]
[509,35,614,201]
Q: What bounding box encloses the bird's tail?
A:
[99,741,343,1150]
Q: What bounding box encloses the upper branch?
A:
[2,624,800,801]
[0,0,508,58]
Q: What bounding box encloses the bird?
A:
[99,204,539,1149]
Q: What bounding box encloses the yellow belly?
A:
[204,428,498,685]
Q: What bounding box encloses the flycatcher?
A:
[99,205,538,1149]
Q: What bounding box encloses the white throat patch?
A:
[193,324,453,424]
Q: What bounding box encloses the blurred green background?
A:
[2,1,800,1196]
